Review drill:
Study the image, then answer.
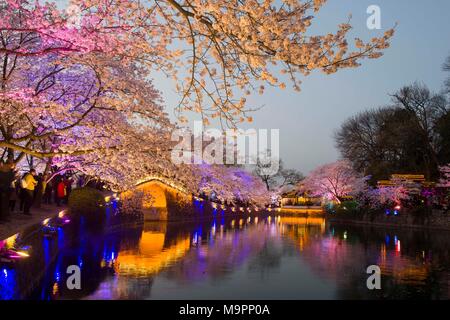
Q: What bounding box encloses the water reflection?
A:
[1,214,449,300]
[0,268,16,300]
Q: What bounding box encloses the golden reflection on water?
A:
[115,232,191,276]
[278,216,326,252]
[377,242,430,285]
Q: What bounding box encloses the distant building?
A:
[377,174,433,195]
[280,190,322,207]
[377,174,448,209]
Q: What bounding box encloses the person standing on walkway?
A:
[64,176,73,204]
[33,172,45,208]
[53,175,61,205]
[0,161,15,222]
[43,175,53,205]
[56,179,66,207]
[9,174,19,214]
[22,169,38,216]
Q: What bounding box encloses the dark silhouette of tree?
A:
[336,83,449,181]
[253,152,303,191]
[443,54,450,94]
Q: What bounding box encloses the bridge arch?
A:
[132,177,192,220]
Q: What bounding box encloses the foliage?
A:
[0,0,174,190]
[194,163,271,207]
[340,200,359,211]
[336,83,449,181]
[0,0,394,200]
[438,164,450,187]
[444,54,450,94]
[165,189,192,212]
[357,184,410,209]
[120,188,153,215]
[18,0,392,126]
[253,154,304,192]
[68,187,106,222]
[324,200,362,218]
[0,0,395,128]
[300,160,368,203]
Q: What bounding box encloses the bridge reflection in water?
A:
[115,226,191,276]
[2,214,449,300]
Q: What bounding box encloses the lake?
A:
[1,214,449,300]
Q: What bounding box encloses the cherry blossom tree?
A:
[0,0,175,190]
[1,0,395,196]
[193,163,271,206]
[438,164,450,187]
[300,160,368,203]
[13,0,394,127]
[254,157,304,192]
[360,185,410,209]
[438,164,450,207]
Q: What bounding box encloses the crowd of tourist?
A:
[0,160,75,223]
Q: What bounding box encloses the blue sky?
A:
[157,0,450,174]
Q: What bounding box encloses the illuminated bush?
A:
[120,188,153,215]
[330,200,361,216]
[68,187,106,223]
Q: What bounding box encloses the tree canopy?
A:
[335,83,449,181]
[1,0,394,193]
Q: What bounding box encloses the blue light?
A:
[57,228,65,249]
[393,210,398,216]
[192,232,199,245]
[0,267,16,300]
[43,237,51,266]
[102,237,119,264]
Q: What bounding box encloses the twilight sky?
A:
[156,0,450,174]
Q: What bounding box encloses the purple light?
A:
[0,249,30,260]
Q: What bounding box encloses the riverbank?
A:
[0,204,67,240]
[327,210,450,231]
[144,201,324,221]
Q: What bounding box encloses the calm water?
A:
[1,214,449,300]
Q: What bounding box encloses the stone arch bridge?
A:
[128,176,193,220]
